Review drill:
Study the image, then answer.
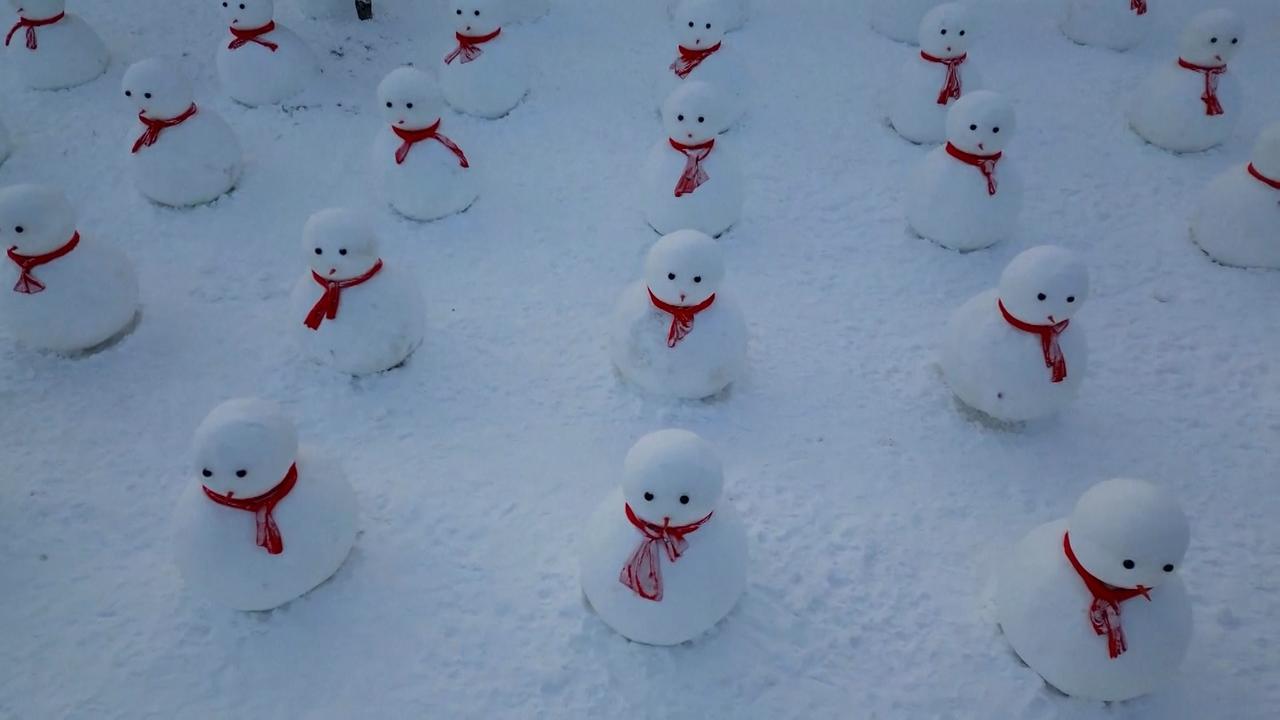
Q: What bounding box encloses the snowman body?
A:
[128,110,241,207]
[907,148,1021,251]
[439,4,527,120]
[1129,60,1240,153]
[4,7,107,90]
[374,127,478,221]
[868,0,937,45]
[1061,0,1151,51]
[290,265,424,375]
[642,138,743,237]
[216,22,318,106]
[1191,136,1280,269]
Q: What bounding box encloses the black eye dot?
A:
[235,469,247,478]
[14,226,23,234]
[406,102,414,109]
[124,90,132,97]
[314,247,323,255]
[679,495,690,504]
[969,123,977,131]
[1123,559,1136,570]
[1037,293,1046,301]
[667,272,676,280]
[222,2,228,6]
[144,93,152,99]
[992,127,1000,133]
[1210,37,1218,44]
[697,116,705,123]
[958,30,965,36]
[677,114,685,122]
[202,469,213,478]
[474,10,480,16]
[1066,296,1075,303]
[1231,38,1238,44]
[338,248,347,256]
[1163,564,1174,572]
[940,29,947,35]
[693,276,702,283]
[688,21,694,27]
[643,491,654,501]
[456,8,461,14]
[705,23,711,29]
[239,3,245,9]
[385,101,393,108]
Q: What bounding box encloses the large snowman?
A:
[654,0,746,133]
[3,0,107,90]
[440,0,528,118]
[906,90,1022,252]
[374,66,478,222]
[1060,0,1153,51]
[0,184,139,354]
[580,429,747,645]
[173,398,358,611]
[867,0,938,45]
[1128,9,1243,153]
[610,229,747,400]
[642,81,744,237]
[942,246,1089,423]
[889,2,983,145]
[123,59,242,208]
[215,0,319,107]
[1190,122,1280,269]
[289,208,426,375]
[998,478,1192,701]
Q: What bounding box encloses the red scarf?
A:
[1247,163,1280,190]
[1064,532,1151,659]
[945,142,1001,196]
[228,21,279,51]
[670,138,714,197]
[203,464,298,555]
[7,232,79,295]
[5,12,63,50]
[131,104,198,154]
[444,28,501,65]
[1177,58,1226,116]
[1131,0,1147,15]
[921,51,966,106]
[393,121,469,167]
[648,288,716,348]
[618,503,714,602]
[670,42,721,79]
[998,299,1070,383]
[304,259,383,330]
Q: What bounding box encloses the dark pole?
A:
[356,0,372,20]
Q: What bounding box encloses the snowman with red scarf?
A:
[889,3,984,145]
[1061,0,1153,51]
[654,0,745,133]
[1129,9,1243,153]
[580,429,747,645]
[173,398,357,611]
[0,184,138,354]
[214,0,318,106]
[288,209,425,375]
[440,0,527,118]
[4,0,106,89]
[941,246,1089,423]
[610,229,746,400]
[998,478,1192,701]
[1191,122,1280,269]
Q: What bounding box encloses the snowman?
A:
[123,59,242,208]
[1128,9,1243,154]
[998,478,1192,701]
[610,230,747,400]
[666,0,746,32]
[941,246,1089,423]
[215,0,319,107]
[1060,0,1152,51]
[504,0,548,24]
[1190,123,1280,269]
[868,0,939,45]
[440,0,528,119]
[906,89,1021,252]
[289,208,425,375]
[3,0,107,90]
[173,398,358,611]
[0,184,138,354]
[374,66,478,222]
[654,0,746,133]
[889,3,983,145]
[642,82,744,237]
[580,429,747,645]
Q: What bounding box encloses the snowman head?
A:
[377,66,445,131]
[672,0,728,51]
[10,0,65,20]
[450,0,502,36]
[622,429,724,527]
[193,398,299,499]
[0,184,77,256]
[1250,122,1280,180]
[303,208,381,281]
[1178,9,1242,67]
[644,229,724,306]
[998,246,1089,326]
[122,59,195,120]
[1068,478,1190,590]
[945,90,1014,154]
[662,81,723,145]
[218,0,274,30]
[918,3,974,59]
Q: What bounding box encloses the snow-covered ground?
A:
[1,0,1278,717]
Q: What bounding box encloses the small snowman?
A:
[1191,123,1280,269]
[173,398,358,611]
[375,66,478,222]
[868,0,939,45]
[1061,0,1152,52]
[642,82,744,237]
[1129,9,1243,154]
[666,0,746,32]
[610,229,747,400]
[906,89,1022,252]
[998,478,1192,701]
[504,0,548,24]
[889,3,984,145]
[580,429,747,645]
[654,0,746,133]
[215,0,319,107]
[440,0,528,119]
[0,184,138,354]
[123,59,242,208]
[289,208,425,375]
[3,0,107,90]
[942,246,1089,423]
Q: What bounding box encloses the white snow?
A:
[0,0,1278,717]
